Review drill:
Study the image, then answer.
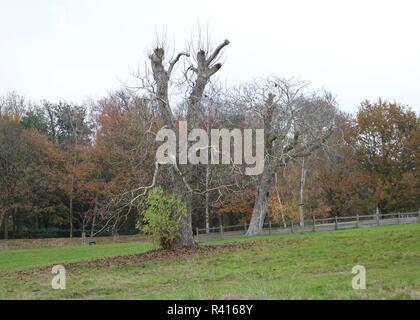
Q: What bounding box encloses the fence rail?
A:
[196,211,420,242]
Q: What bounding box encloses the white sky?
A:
[1,0,419,113]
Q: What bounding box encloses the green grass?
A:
[0,234,149,250]
[0,241,157,272]
[0,224,419,299]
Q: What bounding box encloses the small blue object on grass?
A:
[89,241,97,246]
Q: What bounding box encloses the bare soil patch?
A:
[10,242,255,277]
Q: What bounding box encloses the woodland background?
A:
[0,86,418,239]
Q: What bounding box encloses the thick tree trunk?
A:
[274,173,287,228]
[173,171,194,246]
[180,197,194,246]
[246,161,277,235]
[218,212,223,233]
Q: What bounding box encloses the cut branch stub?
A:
[192,39,230,79]
[206,39,230,65]
[264,93,277,149]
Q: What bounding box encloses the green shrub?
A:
[136,187,187,249]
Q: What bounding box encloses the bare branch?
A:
[291,126,334,158]
[207,39,230,65]
[208,63,223,77]
[168,52,190,76]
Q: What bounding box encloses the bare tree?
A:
[235,77,336,235]
[298,158,306,227]
[134,36,230,246]
[0,92,26,119]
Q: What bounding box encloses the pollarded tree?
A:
[135,37,230,246]
[235,77,337,235]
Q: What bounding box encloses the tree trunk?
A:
[299,158,306,228]
[90,198,98,238]
[218,212,223,234]
[274,173,287,228]
[90,214,96,238]
[173,170,194,247]
[69,113,78,238]
[180,203,194,246]
[247,93,278,236]
[205,164,210,234]
[69,197,73,238]
[246,161,277,235]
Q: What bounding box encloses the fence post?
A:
[244,222,247,232]
[196,228,199,241]
[313,217,316,232]
[335,216,338,230]
[291,221,294,233]
[398,212,401,225]
[356,214,359,228]
[269,220,272,235]
[377,213,380,226]
[418,211,420,224]
[220,224,224,239]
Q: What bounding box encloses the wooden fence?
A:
[196,211,420,242]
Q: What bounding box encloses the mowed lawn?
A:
[0,224,419,299]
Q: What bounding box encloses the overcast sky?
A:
[1,0,419,113]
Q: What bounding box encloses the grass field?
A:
[0,234,149,250]
[0,224,419,299]
[0,242,157,272]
